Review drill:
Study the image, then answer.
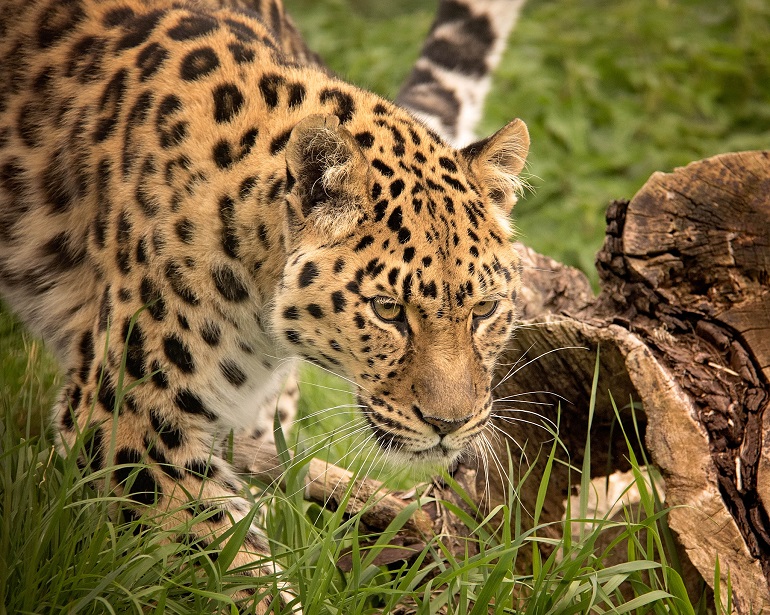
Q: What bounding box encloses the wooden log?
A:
[486,151,770,613]
[231,440,434,539]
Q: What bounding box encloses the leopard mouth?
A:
[358,398,469,466]
[397,441,467,468]
[411,441,462,459]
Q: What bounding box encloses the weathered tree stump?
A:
[485,150,770,613]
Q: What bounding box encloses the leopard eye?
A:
[371,296,404,322]
[472,300,498,319]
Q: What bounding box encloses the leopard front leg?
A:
[53,331,298,613]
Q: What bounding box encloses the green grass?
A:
[3,0,767,611]
[0,364,729,613]
[0,310,59,439]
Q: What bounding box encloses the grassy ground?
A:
[1,365,726,614]
[2,0,768,611]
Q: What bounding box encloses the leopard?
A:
[0,0,529,609]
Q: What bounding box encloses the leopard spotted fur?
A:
[0,0,529,609]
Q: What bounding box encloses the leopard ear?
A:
[460,118,530,215]
[284,114,369,238]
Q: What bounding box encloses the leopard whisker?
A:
[295,380,357,396]
[493,345,588,390]
[351,434,386,502]
[286,419,367,454]
[325,429,383,502]
[283,430,375,501]
[290,356,370,394]
[494,429,537,521]
[493,389,569,404]
[490,415,558,441]
[475,434,495,511]
[267,353,366,396]
[479,431,508,509]
[261,421,370,478]
[486,420,529,466]
[493,341,536,385]
[468,437,491,511]
[493,398,554,407]
[483,434,510,513]
[338,430,377,471]
[491,408,559,433]
[301,422,371,456]
[293,404,365,428]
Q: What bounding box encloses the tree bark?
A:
[486,150,770,613]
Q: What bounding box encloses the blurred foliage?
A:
[286,0,770,279]
[0,308,58,434]
[284,0,438,98]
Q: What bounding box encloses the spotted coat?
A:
[0,0,530,607]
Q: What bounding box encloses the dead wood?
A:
[487,151,770,613]
[232,445,434,539]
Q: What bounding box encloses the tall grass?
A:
[1,350,728,613]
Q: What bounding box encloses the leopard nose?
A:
[414,406,472,436]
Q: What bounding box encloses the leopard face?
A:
[273,113,528,466]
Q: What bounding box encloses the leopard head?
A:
[273,110,529,467]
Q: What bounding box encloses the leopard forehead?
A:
[287,115,519,310]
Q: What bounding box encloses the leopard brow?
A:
[481,291,509,301]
